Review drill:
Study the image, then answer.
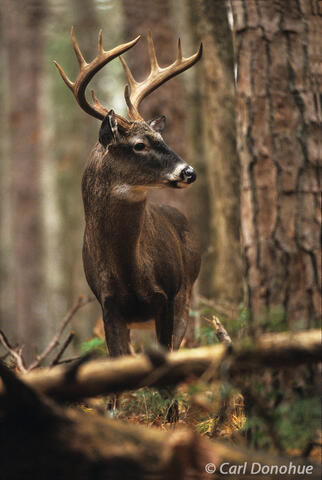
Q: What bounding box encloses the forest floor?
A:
[76,381,321,463]
[1,298,321,464]
[76,303,322,463]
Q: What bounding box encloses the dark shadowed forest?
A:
[0,1,321,479]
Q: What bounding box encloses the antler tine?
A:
[71,26,87,68]
[122,32,203,121]
[177,38,183,62]
[120,55,144,121]
[53,60,74,90]
[147,31,159,73]
[119,56,138,92]
[124,85,143,121]
[54,27,141,122]
[98,29,104,55]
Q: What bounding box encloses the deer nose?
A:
[180,166,196,184]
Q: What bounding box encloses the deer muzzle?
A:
[180,166,196,184]
[170,165,196,189]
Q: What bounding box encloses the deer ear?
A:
[148,115,166,133]
[99,110,118,147]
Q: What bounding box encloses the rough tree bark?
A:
[0,0,47,360]
[231,0,321,328]
[190,0,243,303]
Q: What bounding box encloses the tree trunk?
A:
[231,0,321,329]
[1,0,47,360]
[190,0,243,303]
[121,0,191,214]
[48,0,102,345]
[58,0,99,308]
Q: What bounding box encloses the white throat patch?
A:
[112,184,147,202]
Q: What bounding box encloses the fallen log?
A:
[0,329,320,405]
[0,362,320,480]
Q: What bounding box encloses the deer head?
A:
[54,29,202,194]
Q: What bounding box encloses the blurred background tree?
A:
[189,0,242,303]
[1,0,47,361]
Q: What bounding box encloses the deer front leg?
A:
[155,299,174,351]
[102,301,131,357]
[102,301,130,414]
[172,303,190,350]
[172,318,188,350]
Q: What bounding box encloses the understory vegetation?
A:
[77,300,321,459]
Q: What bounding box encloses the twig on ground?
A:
[0,330,27,374]
[28,295,94,371]
[211,316,232,345]
[201,315,233,347]
[200,315,233,432]
[50,331,75,367]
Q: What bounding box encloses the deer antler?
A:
[120,31,202,121]
[54,27,140,126]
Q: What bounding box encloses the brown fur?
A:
[82,118,200,356]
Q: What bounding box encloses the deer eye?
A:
[133,142,146,152]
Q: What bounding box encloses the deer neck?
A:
[105,187,147,260]
[82,145,152,293]
[83,178,148,286]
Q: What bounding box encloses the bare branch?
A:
[50,331,75,367]
[28,295,94,370]
[0,330,27,373]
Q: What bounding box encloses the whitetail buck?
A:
[55,28,202,357]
